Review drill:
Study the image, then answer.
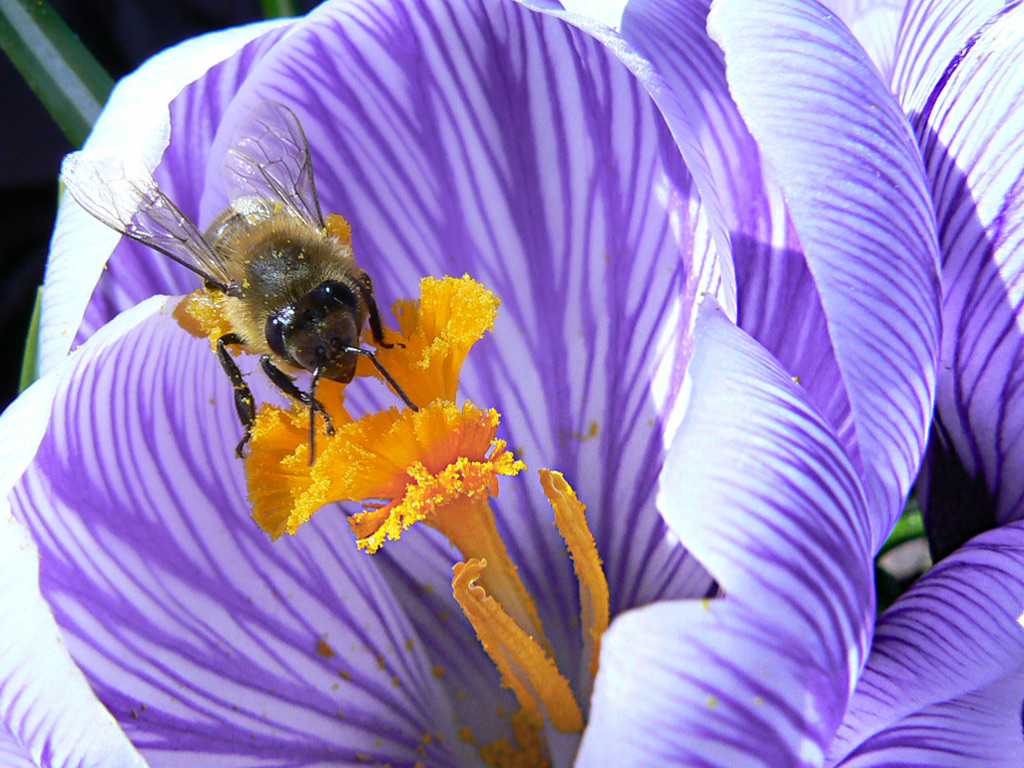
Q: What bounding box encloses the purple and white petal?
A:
[0,730,40,768]
[559,0,628,28]
[183,0,721,684]
[619,0,857,485]
[896,0,1024,552]
[578,301,874,766]
[890,0,1012,115]
[44,19,292,372]
[709,0,941,550]
[12,300,489,767]
[1,312,152,768]
[830,521,1024,767]
[821,0,907,81]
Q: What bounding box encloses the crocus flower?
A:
[1,1,1020,767]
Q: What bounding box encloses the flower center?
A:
[179,230,609,764]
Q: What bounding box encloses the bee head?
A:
[265,281,363,382]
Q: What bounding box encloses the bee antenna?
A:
[346,347,418,412]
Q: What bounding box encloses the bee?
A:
[62,100,417,460]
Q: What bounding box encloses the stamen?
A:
[539,470,609,678]
[423,490,551,654]
[452,558,583,735]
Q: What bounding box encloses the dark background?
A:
[0,0,316,411]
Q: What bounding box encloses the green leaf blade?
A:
[18,287,42,394]
[0,0,113,147]
[260,0,300,19]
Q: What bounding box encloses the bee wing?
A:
[62,151,234,290]
[222,100,325,228]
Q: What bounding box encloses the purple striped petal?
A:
[894,1,1024,555]
[709,0,941,550]
[618,0,857,486]
[890,0,1010,115]
[44,20,292,372]
[0,732,39,768]
[578,301,874,766]
[11,300,485,767]
[830,521,1024,766]
[0,316,150,768]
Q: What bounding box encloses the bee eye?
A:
[265,312,289,359]
[312,280,355,309]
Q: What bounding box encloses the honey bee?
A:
[62,100,417,459]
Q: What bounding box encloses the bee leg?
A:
[358,275,400,349]
[345,347,419,412]
[260,357,335,465]
[259,356,335,435]
[216,334,256,458]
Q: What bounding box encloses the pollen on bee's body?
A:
[175,289,233,349]
[325,213,352,244]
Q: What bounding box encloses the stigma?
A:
[242,273,609,764]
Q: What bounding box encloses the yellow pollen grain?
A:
[341,400,524,548]
[350,454,517,553]
[451,558,582,734]
[479,709,551,768]
[539,469,609,678]
[316,638,335,658]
